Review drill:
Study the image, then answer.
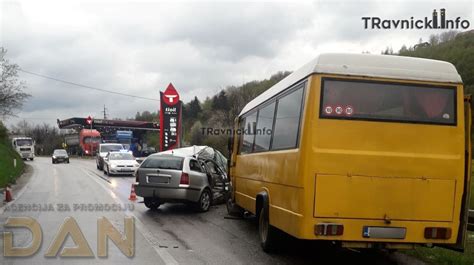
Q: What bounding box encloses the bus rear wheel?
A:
[258,205,279,252]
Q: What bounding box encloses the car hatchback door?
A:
[138,155,184,188]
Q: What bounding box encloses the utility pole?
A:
[102,105,108,120]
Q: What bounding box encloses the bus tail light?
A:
[315,223,344,236]
[424,227,451,239]
[180,173,190,185]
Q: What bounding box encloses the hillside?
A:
[136,31,474,157]
[398,30,474,93]
[0,122,24,188]
[135,71,291,156]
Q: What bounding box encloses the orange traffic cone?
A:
[4,185,13,202]
[129,184,137,201]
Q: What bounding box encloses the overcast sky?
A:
[1,0,473,128]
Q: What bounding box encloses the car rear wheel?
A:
[196,189,212,212]
[144,198,160,210]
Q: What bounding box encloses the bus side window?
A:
[271,87,304,150]
[240,113,257,154]
[237,117,245,154]
[254,102,276,152]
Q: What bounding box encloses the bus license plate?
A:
[362,226,406,239]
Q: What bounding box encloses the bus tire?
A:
[258,202,279,252]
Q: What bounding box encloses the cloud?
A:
[1,0,473,128]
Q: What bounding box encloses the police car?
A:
[103,150,140,176]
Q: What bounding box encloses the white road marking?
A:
[83,169,179,265]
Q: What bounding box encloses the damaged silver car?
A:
[134,146,229,212]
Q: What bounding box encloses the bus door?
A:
[444,95,472,252]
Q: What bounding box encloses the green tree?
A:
[398,31,474,94]
[189,121,204,146]
[135,71,291,156]
[188,96,202,119]
[135,110,157,121]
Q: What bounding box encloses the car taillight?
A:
[180,173,189,185]
[424,227,451,239]
[85,150,89,154]
[315,223,344,236]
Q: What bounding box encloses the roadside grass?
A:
[405,237,474,265]
[0,139,25,188]
[470,171,474,208]
[402,163,474,265]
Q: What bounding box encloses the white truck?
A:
[12,137,35,160]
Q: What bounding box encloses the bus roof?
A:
[239,53,462,116]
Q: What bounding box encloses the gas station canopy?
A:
[57,117,159,131]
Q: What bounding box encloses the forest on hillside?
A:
[135,71,291,156]
[385,30,474,93]
[138,30,474,157]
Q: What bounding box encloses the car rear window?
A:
[109,153,134,160]
[141,156,184,170]
[320,78,456,125]
[54,150,67,155]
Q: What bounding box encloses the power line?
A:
[19,69,160,102]
[14,117,56,120]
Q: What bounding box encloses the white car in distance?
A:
[103,151,140,176]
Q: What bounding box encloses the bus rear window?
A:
[320,78,456,125]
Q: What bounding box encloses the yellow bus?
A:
[227,53,472,252]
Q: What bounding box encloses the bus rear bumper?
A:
[340,241,416,250]
[298,218,459,246]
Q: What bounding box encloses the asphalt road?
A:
[0,157,406,265]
